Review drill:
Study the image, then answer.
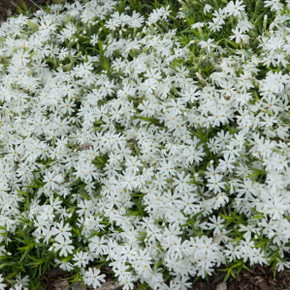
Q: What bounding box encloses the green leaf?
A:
[27,20,39,30]
[69,272,81,283]
[255,240,267,248]
[79,188,90,200]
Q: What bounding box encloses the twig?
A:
[27,0,42,10]
[12,0,42,11]
[10,1,19,9]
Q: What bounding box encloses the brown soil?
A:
[194,265,290,290]
[39,264,290,290]
[0,0,68,23]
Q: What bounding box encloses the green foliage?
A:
[0,0,289,288]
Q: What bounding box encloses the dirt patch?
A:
[194,265,290,290]
[40,266,122,290]
[40,264,290,290]
[0,0,68,24]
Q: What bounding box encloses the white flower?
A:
[276,259,290,272]
[50,221,72,241]
[264,0,283,11]
[125,156,142,175]
[0,0,290,286]
[55,259,74,271]
[208,20,223,32]
[191,22,205,29]
[0,274,6,290]
[76,199,94,217]
[146,6,171,25]
[173,172,192,193]
[203,4,213,14]
[51,236,74,257]
[90,34,98,46]
[13,274,29,290]
[226,0,245,16]
[132,249,152,273]
[128,11,144,28]
[73,251,89,268]
[89,236,108,256]
[199,38,217,53]
[84,268,106,289]
[43,171,64,191]
[207,174,226,194]
[205,215,225,236]
[229,27,249,44]
[105,18,121,31]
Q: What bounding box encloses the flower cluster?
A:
[0,0,289,289]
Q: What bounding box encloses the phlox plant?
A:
[0,0,289,289]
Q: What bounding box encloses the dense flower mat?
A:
[0,0,289,289]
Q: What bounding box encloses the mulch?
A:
[195,265,290,290]
[0,0,64,24]
[1,1,290,289]
[40,264,290,289]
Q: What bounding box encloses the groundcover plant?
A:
[0,0,289,289]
